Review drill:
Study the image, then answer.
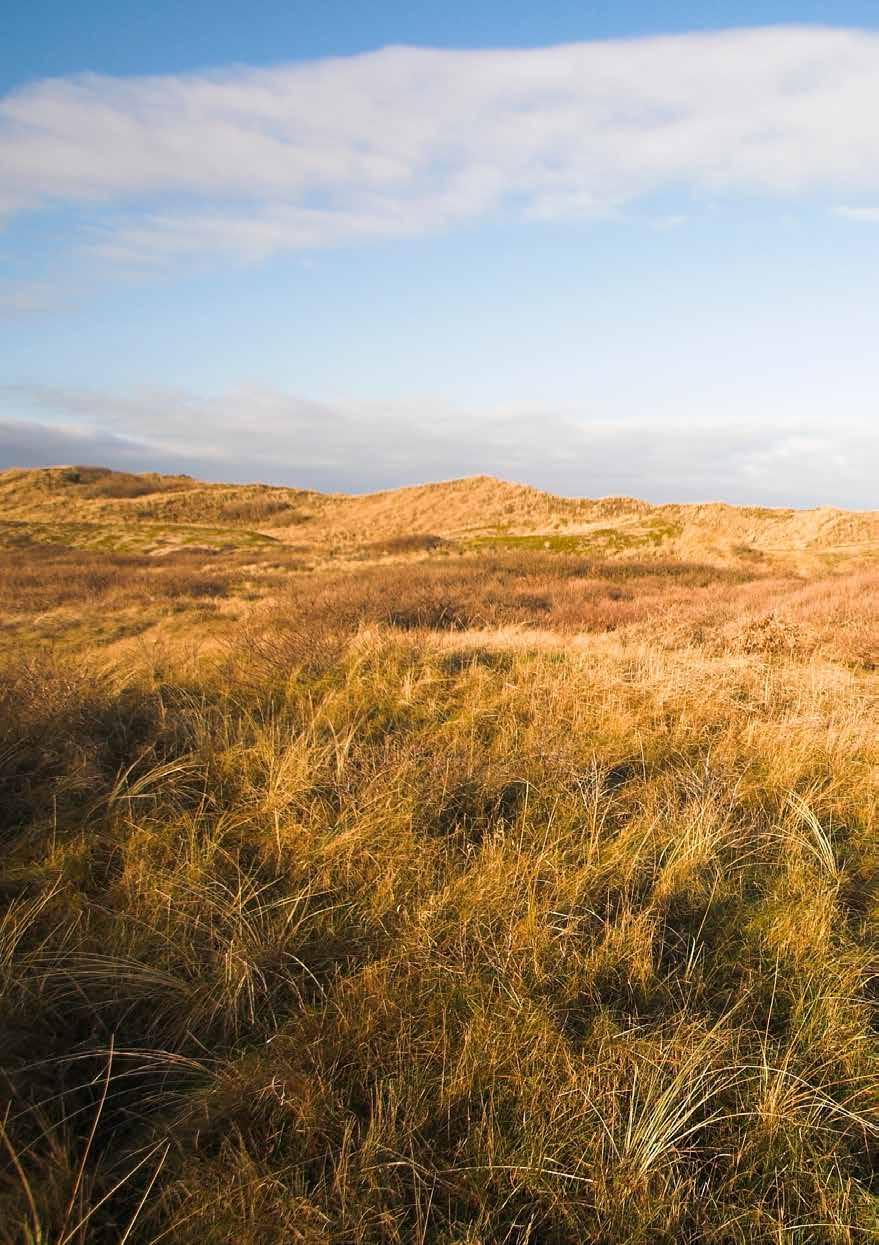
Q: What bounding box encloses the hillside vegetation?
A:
[3,465,879,568]
[1,466,878,1243]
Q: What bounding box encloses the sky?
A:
[2,2,879,505]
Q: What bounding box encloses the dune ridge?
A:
[2,465,878,568]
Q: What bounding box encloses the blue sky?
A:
[2,3,879,503]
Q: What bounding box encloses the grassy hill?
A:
[3,465,879,569]
[1,464,877,1242]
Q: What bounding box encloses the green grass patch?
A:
[467,520,682,555]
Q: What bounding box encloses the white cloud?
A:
[835,204,879,222]
[650,214,689,231]
[3,28,879,259]
[2,383,877,507]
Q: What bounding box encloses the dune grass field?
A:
[1,466,878,1242]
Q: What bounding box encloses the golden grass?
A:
[0,478,878,1242]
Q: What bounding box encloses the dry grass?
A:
[0,545,232,612]
[1,482,878,1243]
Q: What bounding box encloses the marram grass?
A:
[1,544,878,1243]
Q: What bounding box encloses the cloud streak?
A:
[835,204,879,222]
[2,384,877,507]
[3,28,879,259]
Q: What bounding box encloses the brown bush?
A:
[366,532,447,555]
[62,466,191,498]
[218,496,311,524]
[733,612,809,657]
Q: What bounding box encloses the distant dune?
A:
[2,464,878,570]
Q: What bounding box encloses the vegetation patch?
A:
[0,518,277,554]
[1,602,877,1242]
[365,532,448,555]
[1,495,878,1243]
[59,465,195,498]
[217,496,314,525]
[469,519,682,556]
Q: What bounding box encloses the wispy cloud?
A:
[3,28,879,261]
[835,204,879,222]
[650,214,689,231]
[2,383,877,506]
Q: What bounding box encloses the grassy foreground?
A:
[1,540,878,1242]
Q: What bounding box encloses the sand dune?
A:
[2,464,878,568]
